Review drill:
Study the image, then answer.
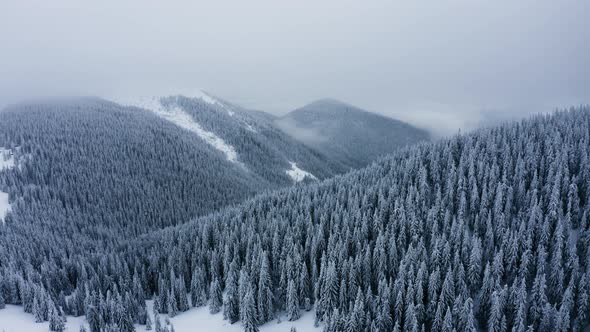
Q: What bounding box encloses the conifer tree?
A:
[167,290,178,317]
[190,267,206,308]
[442,306,454,332]
[146,313,152,331]
[224,261,240,323]
[242,289,258,332]
[49,305,66,332]
[33,296,44,323]
[287,279,300,321]
[209,279,222,314]
[347,289,365,332]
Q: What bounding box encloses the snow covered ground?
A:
[116,96,240,164]
[0,302,321,332]
[0,191,11,224]
[137,300,321,332]
[286,162,317,183]
[0,305,87,332]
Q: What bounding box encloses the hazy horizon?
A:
[1,0,589,135]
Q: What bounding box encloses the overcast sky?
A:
[1,0,589,134]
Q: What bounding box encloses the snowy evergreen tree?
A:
[209,279,223,314]
[242,289,258,332]
[224,261,240,323]
[287,279,300,321]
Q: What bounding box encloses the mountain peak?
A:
[277,99,429,168]
[301,98,356,111]
[108,89,221,109]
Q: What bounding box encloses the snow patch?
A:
[286,161,317,183]
[245,123,258,133]
[0,148,15,171]
[117,96,239,164]
[135,300,321,332]
[0,305,87,332]
[0,301,321,332]
[0,191,10,224]
[190,90,218,105]
[191,91,237,118]
[153,105,239,163]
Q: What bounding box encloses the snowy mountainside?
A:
[0,97,268,241]
[0,95,344,248]
[73,106,589,332]
[114,92,346,184]
[0,95,344,331]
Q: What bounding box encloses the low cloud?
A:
[274,118,328,145]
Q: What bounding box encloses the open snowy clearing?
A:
[136,300,321,332]
[0,305,86,332]
[0,302,321,332]
[0,191,10,224]
[286,162,317,183]
[117,96,240,163]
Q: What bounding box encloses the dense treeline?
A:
[2,105,590,332]
[0,98,266,239]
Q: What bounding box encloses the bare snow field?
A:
[115,95,240,164]
[0,301,321,332]
[286,161,317,183]
[0,305,86,332]
[0,148,15,171]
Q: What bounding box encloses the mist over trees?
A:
[1,103,589,331]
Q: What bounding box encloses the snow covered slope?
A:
[0,305,86,332]
[115,96,240,163]
[134,300,321,332]
[0,147,15,171]
[0,191,10,224]
[111,93,346,186]
[286,161,317,182]
[0,302,321,332]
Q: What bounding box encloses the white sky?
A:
[1,0,589,134]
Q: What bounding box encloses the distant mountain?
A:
[276,98,430,168]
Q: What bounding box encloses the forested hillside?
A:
[115,93,346,184]
[0,95,344,331]
[2,106,590,332]
[276,99,430,168]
